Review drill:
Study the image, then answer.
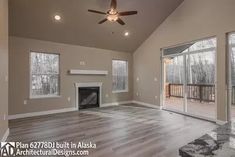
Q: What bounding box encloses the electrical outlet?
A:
[67,97,71,102]
[23,100,27,105]
[136,77,140,82]
[154,77,158,82]
[155,96,158,99]
[136,92,139,96]
[105,94,109,98]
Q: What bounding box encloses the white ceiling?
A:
[9,0,183,53]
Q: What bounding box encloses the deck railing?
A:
[165,83,215,103]
[165,83,235,104]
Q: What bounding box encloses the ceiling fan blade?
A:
[119,11,138,16]
[117,18,125,25]
[110,0,117,9]
[88,9,106,15]
[98,18,108,24]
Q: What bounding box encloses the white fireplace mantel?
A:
[69,69,108,75]
[75,82,102,110]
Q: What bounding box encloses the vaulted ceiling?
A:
[9,0,183,53]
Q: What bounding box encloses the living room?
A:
[1,0,235,156]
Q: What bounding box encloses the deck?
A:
[164,97,235,119]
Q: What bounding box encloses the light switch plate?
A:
[4,113,6,121]
[80,61,86,66]
[5,75,8,82]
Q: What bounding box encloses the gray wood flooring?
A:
[7,105,216,157]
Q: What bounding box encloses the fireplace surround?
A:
[75,82,102,110]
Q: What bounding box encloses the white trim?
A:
[75,82,102,110]
[101,101,133,107]
[162,107,216,123]
[161,36,216,51]
[216,120,228,125]
[8,108,77,120]
[101,102,119,107]
[1,128,9,142]
[112,90,129,94]
[160,52,164,110]
[227,32,235,122]
[8,100,133,120]
[162,47,216,58]
[132,100,161,109]
[69,70,108,75]
[30,95,61,99]
[214,37,218,121]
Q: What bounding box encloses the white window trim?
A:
[29,51,60,99]
[30,95,61,99]
[112,60,129,93]
[112,89,129,94]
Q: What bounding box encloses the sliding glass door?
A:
[162,38,216,119]
[228,33,235,121]
[186,45,216,119]
[163,55,185,112]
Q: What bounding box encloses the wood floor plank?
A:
[8,105,216,157]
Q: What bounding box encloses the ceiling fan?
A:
[88,0,138,25]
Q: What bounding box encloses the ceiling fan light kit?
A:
[88,0,138,25]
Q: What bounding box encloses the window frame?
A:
[29,51,61,99]
[112,59,129,93]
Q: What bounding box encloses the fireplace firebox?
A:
[79,87,100,109]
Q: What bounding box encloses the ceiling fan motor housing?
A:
[88,0,137,25]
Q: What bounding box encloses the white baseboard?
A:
[8,108,78,120]
[1,128,9,142]
[101,101,132,107]
[216,120,227,125]
[8,101,133,120]
[132,100,160,109]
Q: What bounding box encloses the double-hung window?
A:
[112,60,128,93]
[30,52,60,98]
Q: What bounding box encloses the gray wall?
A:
[9,36,133,115]
[133,0,235,121]
[0,0,8,141]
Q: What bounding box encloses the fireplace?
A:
[79,87,99,109]
[75,82,102,110]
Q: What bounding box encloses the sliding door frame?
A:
[227,32,235,122]
[160,37,217,122]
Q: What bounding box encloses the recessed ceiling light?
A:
[124,32,129,37]
[54,15,61,21]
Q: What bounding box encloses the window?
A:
[30,52,60,98]
[112,60,128,93]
